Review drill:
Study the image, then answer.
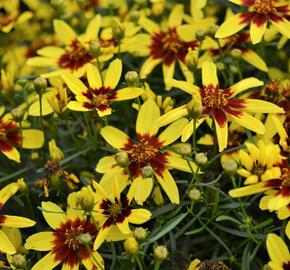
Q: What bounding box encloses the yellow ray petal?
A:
[31,251,61,270]
[26,57,57,67]
[41,201,66,230]
[250,19,267,44]
[241,50,268,72]
[67,101,90,112]
[163,62,176,91]
[181,117,206,142]
[104,58,122,89]
[86,63,102,89]
[0,229,16,255]
[228,78,264,97]
[95,156,116,173]
[96,107,112,117]
[85,14,102,41]
[128,209,151,224]
[1,215,35,228]
[244,99,284,113]
[25,232,55,251]
[22,129,44,149]
[165,79,199,95]
[266,234,290,266]
[1,146,20,163]
[214,118,228,152]
[37,46,65,58]
[156,105,188,127]
[230,112,265,134]
[114,87,144,101]
[100,126,129,149]
[53,19,77,45]
[167,151,197,172]
[61,72,87,96]
[139,17,160,35]
[127,177,153,205]
[271,18,290,39]
[229,182,269,197]
[116,218,131,234]
[202,61,218,87]
[140,57,162,79]
[136,99,160,136]
[168,4,184,27]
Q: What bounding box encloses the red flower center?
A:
[202,86,229,109]
[53,218,97,267]
[281,168,290,187]
[58,39,93,71]
[150,28,199,66]
[122,134,167,177]
[0,120,20,152]
[253,0,276,14]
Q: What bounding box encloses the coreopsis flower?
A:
[61,59,143,117]
[135,5,202,89]
[27,15,107,78]
[92,178,151,250]
[25,196,105,270]
[96,99,196,204]
[157,61,284,151]
[0,112,44,163]
[0,0,32,33]
[201,32,268,71]
[215,0,290,44]
[0,182,36,255]
[237,140,284,185]
[266,233,290,269]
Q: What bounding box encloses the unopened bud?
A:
[115,152,129,167]
[154,245,169,261]
[125,71,139,87]
[207,24,219,36]
[129,10,140,23]
[17,178,28,192]
[34,77,47,93]
[141,165,154,178]
[77,186,95,212]
[89,41,101,58]
[124,237,139,256]
[11,108,25,122]
[12,254,26,268]
[133,227,148,241]
[222,158,238,173]
[112,21,125,41]
[48,139,64,161]
[231,48,242,58]
[230,64,239,74]
[188,188,201,201]
[194,152,208,166]
[78,233,92,245]
[178,143,192,157]
[186,94,203,118]
[185,48,199,71]
[196,29,205,40]
[216,62,225,71]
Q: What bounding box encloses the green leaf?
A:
[216,215,242,225]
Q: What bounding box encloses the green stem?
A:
[135,255,144,270]
[65,119,79,147]
[153,261,161,270]
[96,57,104,86]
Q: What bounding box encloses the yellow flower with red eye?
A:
[266,233,290,269]
[0,180,36,256]
[92,178,151,250]
[27,15,110,78]
[215,0,290,44]
[0,111,44,163]
[61,59,144,117]
[96,99,196,205]
[156,61,284,152]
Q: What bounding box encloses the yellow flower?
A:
[25,194,105,270]
[215,0,290,44]
[61,59,143,117]
[96,99,196,204]
[27,15,106,78]
[266,233,290,269]
[157,61,284,152]
[48,139,64,162]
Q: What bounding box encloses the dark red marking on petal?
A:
[223,106,243,117]
[252,14,267,27]
[268,13,283,23]
[282,262,290,270]
[0,120,20,152]
[242,0,255,6]
[227,99,246,109]
[212,109,227,128]
[0,215,6,225]
[150,27,200,66]
[58,39,93,71]
[52,218,97,267]
[264,179,283,188]
[239,12,255,24]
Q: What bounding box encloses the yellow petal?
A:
[28,94,54,116]
[67,101,90,112]
[163,62,176,91]
[181,117,206,142]
[228,78,264,97]
[155,169,180,204]
[116,218,131,234]
[86,63,102,89]
[140,57,162,79]
[95,156,116,173]
[53,19,77,45]
[158,118,189,146]
[168,4,184,27]
[167,151,197,172]
[0,229,16,255]
[97,107,112,117]
[241,50,268,72]
[106,225,132,241]
[41,201,66,230]
[286,221,290,240]
[266,234,290,266]
[250,19,267,44]
[37,46,65,58]
[165,78,199,95]
[127,209,151,224]
[85,14,102,41]
[136,99,160,136]
[31,251,61,270]
[25,232,54,251]
[267,194,290,211]
[215,13,249,38]
[229,182,269,197]
[244,99,284,114]
[156,105,188,127]
[1,146,20,163]
[0,215,35,228]
[239,150,253,171]
[114,87,144,101]
[188,259,201,270]
[230,112,265,134]
[26,57,57,67]
[22,129,44,149]
[104,58,122,89]
[139,17,160,35]
[202,61,218,87]
[271,18,290,39]
[61,72,87,96]
[100,126,129,149]
[127,177,153,205]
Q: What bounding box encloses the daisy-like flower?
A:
[135,5,202,89]
[25,194,106,270]
[61,59,143,117]
[215,0,290,44]
[27,15,107,78]
[92,178,151,250]
[201,32,268,72]
[0,181,36,255]
[0,111,44,163]
[156,61,284,152]
[266,233,290,269]
[97,99,196,204]
[236,140,284,185]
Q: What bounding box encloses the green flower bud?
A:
[154,245,169,261]
[141,165,154,178]
[188,188,201,201]
[133,227,148,241]
[125,71,139,87]
[78,233,92,246]
[34,77,47,93]
[222,158,238,173]
[177,143,192,157]
[12,254,26,268]
[77,186,95,212]
[124,237,139,256]
[195,152,208,166]
[231,48,242,59]
[115,152,129,167]
[89,41,101,58]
